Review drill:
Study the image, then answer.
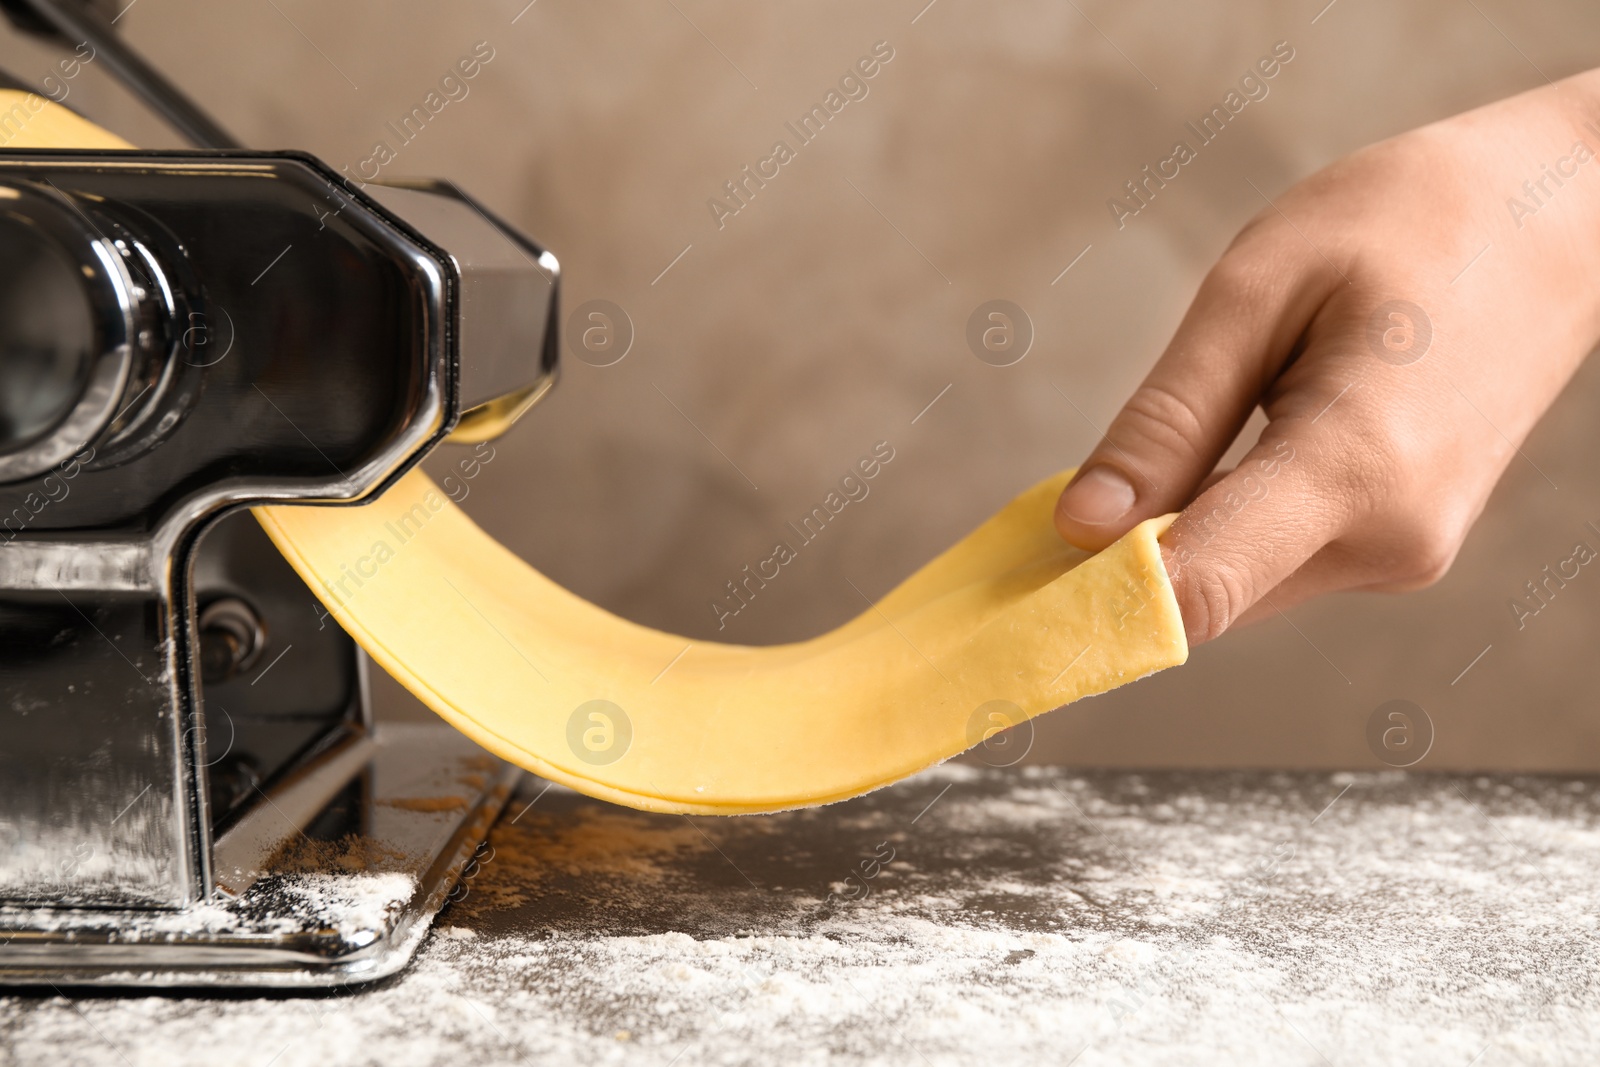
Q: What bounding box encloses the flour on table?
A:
[5,765,1599,1067]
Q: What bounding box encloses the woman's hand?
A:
[1054,70,1600,646]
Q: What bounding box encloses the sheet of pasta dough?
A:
[255,469,1185,814]
[3,91,1188,815]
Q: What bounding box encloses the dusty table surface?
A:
[4,765,1600,1066]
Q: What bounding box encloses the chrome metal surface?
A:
[210,723,378,898]
[0,180,154,484]
[0,587,190,908]
[361,180,561,444]
[0,722,518,987]
[0,150,557,987]
[0,538,153,590]
[0,153,462,912]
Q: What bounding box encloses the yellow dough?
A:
[255,469,1185,814]
[0,90,133,151]
[7,90,1188,814]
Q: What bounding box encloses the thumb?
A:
[1055,235,1335,550]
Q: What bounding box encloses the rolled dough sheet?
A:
[1,92,1188,814]
[255,469,1186,814]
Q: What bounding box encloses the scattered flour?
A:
[5,766,1600,1066]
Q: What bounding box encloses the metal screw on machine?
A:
[196,597,266,684]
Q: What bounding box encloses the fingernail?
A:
[1059,466,1136,526]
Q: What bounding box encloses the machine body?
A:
[0,150,559,984]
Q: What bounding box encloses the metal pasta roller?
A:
[0,0,558,986]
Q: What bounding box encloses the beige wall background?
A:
[8,0,1600,771]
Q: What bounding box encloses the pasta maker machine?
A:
[0,0,558,986]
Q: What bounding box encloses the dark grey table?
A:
[4,767,1598,1066]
